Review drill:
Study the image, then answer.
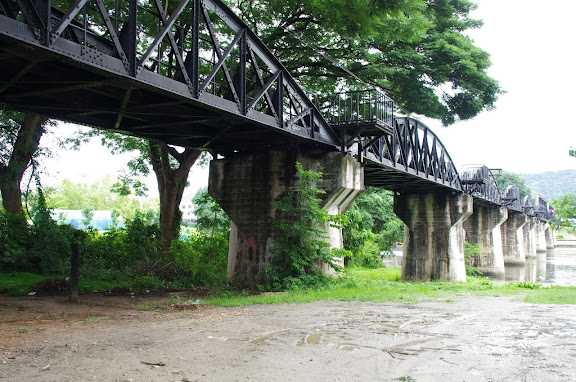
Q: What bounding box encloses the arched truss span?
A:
[522,196,535,217]
[459,165,501,205]
[534,195,553,222]
[501,185,522,213]
[360,116,462,192]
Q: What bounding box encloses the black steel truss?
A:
[500,185,522,213]
[0,0,338,151]
[357,116,462,192]
[534,195,554,222]
[0,0,555,213]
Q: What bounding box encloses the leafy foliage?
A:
[494,170,532,199]
[464,241,482,276]
[192,187,230,235]
[230,0,502,125]
[343,188,404,267]
[264,162,345,290]
[550,193,576,230]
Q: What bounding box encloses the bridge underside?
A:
[363,162,458,192]
[0,26,328,153]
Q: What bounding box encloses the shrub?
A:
[263,162,345,291]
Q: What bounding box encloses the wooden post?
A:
[69,243,79,303]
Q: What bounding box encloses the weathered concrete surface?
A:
[535,222,548,252]
[394,192,473,282]
[209,148,363,284]
[502,213,528,265]
[523,217,538,258]
[545,225,556,249]
[463,205,507,278]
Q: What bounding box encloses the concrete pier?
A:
[394,192,473,282]
[502,213,528,265]
[545,224,556,249]
[209,148,363,285]
[463,205,507,278]
[523,217,538,258]
[535,222,548,252]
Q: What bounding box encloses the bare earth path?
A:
[1,294,575,381]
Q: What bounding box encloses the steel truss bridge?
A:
[0,0,553,221]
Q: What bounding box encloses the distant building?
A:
[51,210,125,230]
[180,203,197,224]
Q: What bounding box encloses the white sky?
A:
[41,0,576,200]
[430,0,576,174]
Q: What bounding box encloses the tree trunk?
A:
[148,140,201,251]
[0,113,45,216]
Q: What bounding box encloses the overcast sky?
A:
[42,0,576,199]
[431,0,576,174]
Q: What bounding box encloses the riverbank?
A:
[556,240,576,247]
[2,294,575,381]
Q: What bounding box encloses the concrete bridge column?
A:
[545,224,556,249]
[535,222,547,252]
[502,213,528,265]
[209,148,363,286]
[394,192,473,282]
[523,217,538,258]
[463,205,507,278]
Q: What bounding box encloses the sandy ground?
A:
[1,293,576,382]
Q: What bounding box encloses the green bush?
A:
[0,211,29,271]
[170,229,228,287]
[263,162,345,291]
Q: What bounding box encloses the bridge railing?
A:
[328,89,394,132]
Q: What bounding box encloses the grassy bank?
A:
[2,268,576,305]
[203,268,576,306]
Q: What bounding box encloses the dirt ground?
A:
[1,292,576,382]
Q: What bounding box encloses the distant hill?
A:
[519,169,576,200]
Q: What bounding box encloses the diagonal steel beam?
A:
[49,0,89,45]
[8,79,117,99]
[199,7,241,104]
[94,0,129,72]
[114,88,133,130]
[138,0,190,73]
[149,0,193,94]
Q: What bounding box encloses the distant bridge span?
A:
[0,0,553,220]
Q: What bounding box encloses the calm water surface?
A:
[505,246,576,286]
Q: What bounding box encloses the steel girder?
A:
[459,165,501,205]
[500,185,522,213]
[534,195,553,223]
[358,116,462,192]
[522,196,535,217]
[0,0,339,151]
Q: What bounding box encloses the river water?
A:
[386,244,576,286]
[505,245,576,286]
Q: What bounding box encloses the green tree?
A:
[232,0,502,124]
[495,171,531,200]
[343,188,403,267]
[46,176,148,220]
[0,109,51,216]
[67,131,201,250]
[550,193,576,227]
[192,187,230,235]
